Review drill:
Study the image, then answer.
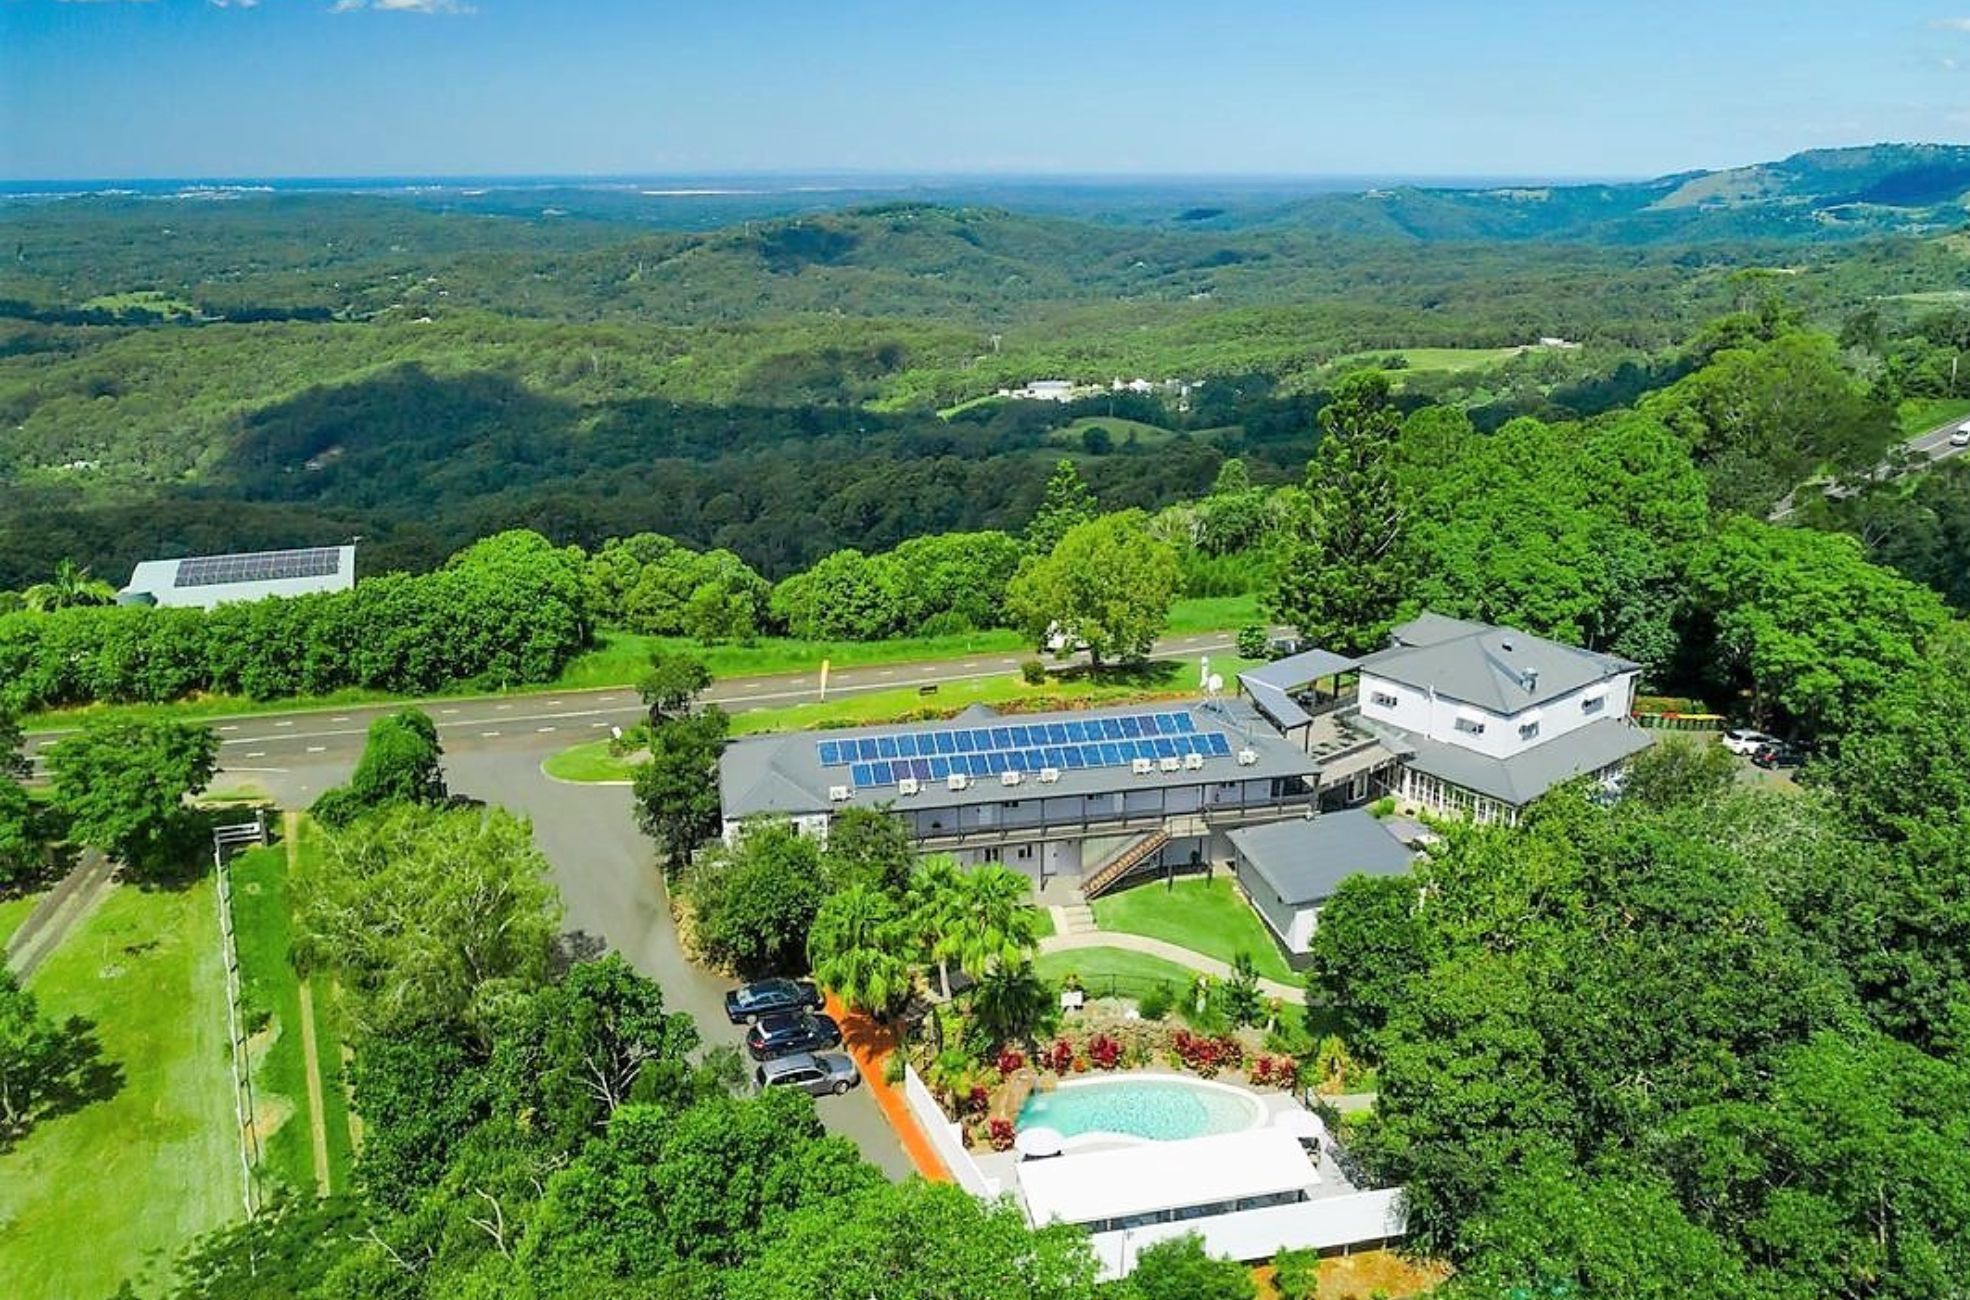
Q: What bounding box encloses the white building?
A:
[117,545,357,610]
[1228,810,1417,954]
[1009,379,1077,402]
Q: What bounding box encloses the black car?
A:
[725,977,824,1025]
[745,1011,842,1061]
[1751,742,1807,770]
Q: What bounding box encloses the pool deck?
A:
[972,1075,1364,1201]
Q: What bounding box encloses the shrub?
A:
[995,1047,1026,1077]
[1137,980,1174,1020]
[988,1117,1016,1151]
[1368,795,1397,819]
[1021,659,1049,685]
[1236,623,1269,658]
[1045,1038,1075,1073]
[964,1084,991,1118]
[1087,1034,1122,1069]
[1171,1029,1244,1078]
[1271,1247,1322,1299]
[883,1052,907,1086]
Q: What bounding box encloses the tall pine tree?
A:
[1267,371,1408,656]
[1025,459,1097,554]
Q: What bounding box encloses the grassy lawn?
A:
[542,739,640,784]
[1333,345,1523,374]
[1045,415,1182,448]
[1028,906,1055,941]
[0,889,47,949]
[1093,874,1294,983]
[230,825,354,1197]
[22,596,1253,734]
[1034,946,1197,997]
[1898,395,1970,437]
[0,878,240,1299]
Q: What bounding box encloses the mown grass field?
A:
[1034,945,1197,996]
[1332,345,1524,374]
[1092,874,1295,983]
[1044,415,1184,448]
[0,879,238,1300]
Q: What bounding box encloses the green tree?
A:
[725,1178,1101,1300]
[1267,371,1408,656]
[637,648,713,726]
[946,863,1041,979]
[1306,872,1428,1043]
[294,805,562,1039]
[967,961,1055,1049]
[906,855,966,999]
[633,707,730,864]
[0,711,42,887]
[1006,511,1180,668]
[312,708,447,826]
[819,804,916,896]
[44,718,218,873]
[22,558,115,613]
[687,822,830,974]
[1621,734,1737,810]
[807,885,912,1018]
[0,969,110,1147]
[1025,457,1099,555]
[1116,1233,1255,1300]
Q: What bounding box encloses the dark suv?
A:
[725,977,824,1025]
[745,1011,842,1061]
[1752,741,1807,770]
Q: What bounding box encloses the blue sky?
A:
[3,0,1967,180]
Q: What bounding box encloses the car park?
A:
[725,977,824,1024]
[1720,727,1778,756]
[745,1010,843,1061]
[754,1051,861,1097]
[1751,742,1807,769]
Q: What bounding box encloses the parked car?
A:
[1721,727,1778,756]
[1752,742,1808,769]
[1951,422,1970,448]
[1265,635,1306,659]
[745,1011,842,1061]
[755,1051,860,1097]
[725,977,824,1024]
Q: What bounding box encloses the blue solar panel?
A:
[824,710,1238,787]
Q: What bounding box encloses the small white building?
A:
[117,545,357,610]
[1010,379,1077,402]
[1228,811,1417,954]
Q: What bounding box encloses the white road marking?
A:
[547,700,564,706]
[275,721,293,728]
[219,725,239,732]
[591,721,610,728]
[331,716,350,723]
[246,751,266,759]
[442,708,459,715]
[537,726,556,733]
[482,731,501,738]
[963,662,981,669]
[306,745,326,753]
[495,704,512,711]
[875,669,896,677]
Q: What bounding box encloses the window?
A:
[1016,845,1033,861]
[1582,694,1606,715]
[980,847,1002,863]
[1454,716,1487,735]
[1518,720,1540,741]
[1370,690,1398,709]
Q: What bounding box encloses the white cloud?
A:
[1933,17,1970,31]
[332,0,477,12]
[210,0,262,8]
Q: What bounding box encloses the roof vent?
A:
[897,777,920,796]
[947,773,970,792]
[827,784,852,802]
[1131,757,1155,775]
[1522,668,1540,693]
[1236,748,1259,766]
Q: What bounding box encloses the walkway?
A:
[4,851,116,980]
[1036,930,1307,1004]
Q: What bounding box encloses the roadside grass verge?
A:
[0,888,47,949]
[1034,946,1198,997]
[1898,395,1970,438]
[0,878,239,1300]
[22,597,1256,734]
[542,740,639,784]
[1092,874,1295,984]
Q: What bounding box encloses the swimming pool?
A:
[1017,1075,1265,1143]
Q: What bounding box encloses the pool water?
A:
[1017,1076,1262,1142]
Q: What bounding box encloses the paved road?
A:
[23,631,1237,776]
[1769,413,1970,520]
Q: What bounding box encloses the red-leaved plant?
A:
[995,1048,1025,1078]
[1087,1034,1122,1069]
[988,1118,1016,1151]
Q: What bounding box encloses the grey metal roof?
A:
[1229,810,1416,906]
[719,697,1321,821]
[1241,648,1361,690]
[1360,616,1638,715]
[119,545,356,610]
[1377,718,1654,807]
[1241,676,1312,731]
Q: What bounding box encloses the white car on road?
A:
[1721,727,1779,756]
[1950,421,1970,448]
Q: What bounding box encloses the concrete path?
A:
[5,851,116,980]
[1037,930,1307,1004]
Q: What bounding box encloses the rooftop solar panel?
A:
[173,547,344,590]
[816,709,1250,788]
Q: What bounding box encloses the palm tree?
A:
[970,961,1055,1049]
[947,864,1041,981]
[23,559,115,613]
[806,885,911,1019]
[905,855,966,999]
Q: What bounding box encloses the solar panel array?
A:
[817,710,1236,790]
[174,547,345,590]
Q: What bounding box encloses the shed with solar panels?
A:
[719,698,1323,894]
[117,545,357,610]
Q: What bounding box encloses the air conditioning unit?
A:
[1158,756,1181,773]
[897,777,920,796]
[1131,757,1155,775]
[1037,767,1061,784]
[1182,752,1206,770]
[947,773,970,792]
[1236,748,1259,767]
[1000,770,1024,787]
[827,785,852,802]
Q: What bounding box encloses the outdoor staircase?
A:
[1079,829,1171,900]
[1052,902,1098,936]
